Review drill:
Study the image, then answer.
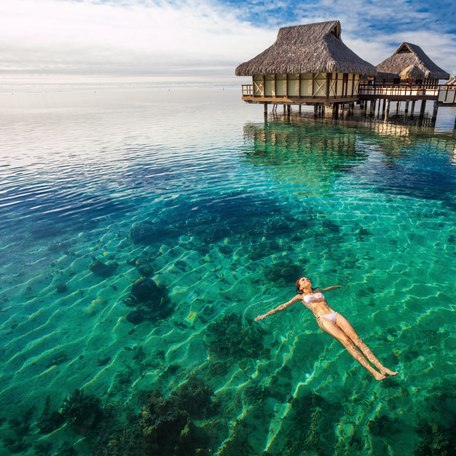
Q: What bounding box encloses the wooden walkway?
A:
[358,83,456,106]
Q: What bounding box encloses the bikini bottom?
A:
[318,312,338,323]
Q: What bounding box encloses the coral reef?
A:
[173,375,219,419]
[269,392,342,456]
[101,376,217,455]
[60,389,103,435]
[205,313,270,361]
[414,383,456,456]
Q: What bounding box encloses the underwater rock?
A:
[205,313,269,361]
[56,282,68,293]
[127,310,146,325]
[61,389,103,435]
[126,277,174,322]
[131,277,164,303]
[89,259,118,278]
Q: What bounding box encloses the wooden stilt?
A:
[431,101,438,124]
[395,101,400,115]
[382,98,386,116]
[419,100,426,118]
[405,101,409,113]
[410,100,416,117]
[264,103,268,117]
[384,99,390,120]
[370,100,376,116]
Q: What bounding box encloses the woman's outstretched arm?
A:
[255,295,301,321]
[318,285,342,292]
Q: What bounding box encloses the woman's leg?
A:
[317,318,386,380]
[335,314,397,376]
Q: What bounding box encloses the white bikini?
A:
[303,292,338,323]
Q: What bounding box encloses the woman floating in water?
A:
[255,277,398,381]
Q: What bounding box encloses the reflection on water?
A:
[0,86,455,455]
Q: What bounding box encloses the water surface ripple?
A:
[0,86,455,455]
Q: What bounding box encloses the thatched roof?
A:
[376,43,449,80]
[235,21,376,76]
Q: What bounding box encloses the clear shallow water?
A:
[0,85,455,455]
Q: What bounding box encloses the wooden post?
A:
[381,98,386,116]
[370,100,376,116]
[283,104,286,114]
[405,101,409,113]
[314,104,318,117]
[431,101,438,124]
[419,100,426,118]
[395,101,400,115]
[384,99,390,120]
[299,105,302,114]
[410,100,416,117]
[264,103,268,117]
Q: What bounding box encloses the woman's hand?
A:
[255,314,267,321]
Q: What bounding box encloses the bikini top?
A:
[303,292,325,304]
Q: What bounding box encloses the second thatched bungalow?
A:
[375,42,450,85]
[235,20,376,111]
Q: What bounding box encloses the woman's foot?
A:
[373,371,386,381]
[381,367,398,376]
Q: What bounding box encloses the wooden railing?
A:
[358,83,439,97]
[438,85,456,104]
[240,82,456,104]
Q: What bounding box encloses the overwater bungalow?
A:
[235,20,376,111]
[375,42,450,85]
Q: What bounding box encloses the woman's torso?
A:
[301,291,334,317]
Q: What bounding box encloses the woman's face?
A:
[298,277,311,291]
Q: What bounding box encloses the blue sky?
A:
[0,0,454,81]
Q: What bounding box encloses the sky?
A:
[0,0,455,82]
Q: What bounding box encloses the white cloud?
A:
[0,0,454,80]
[0,0,275,77]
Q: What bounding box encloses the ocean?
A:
[0,80,455,455]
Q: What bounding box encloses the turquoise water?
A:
[0,85,455,455]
